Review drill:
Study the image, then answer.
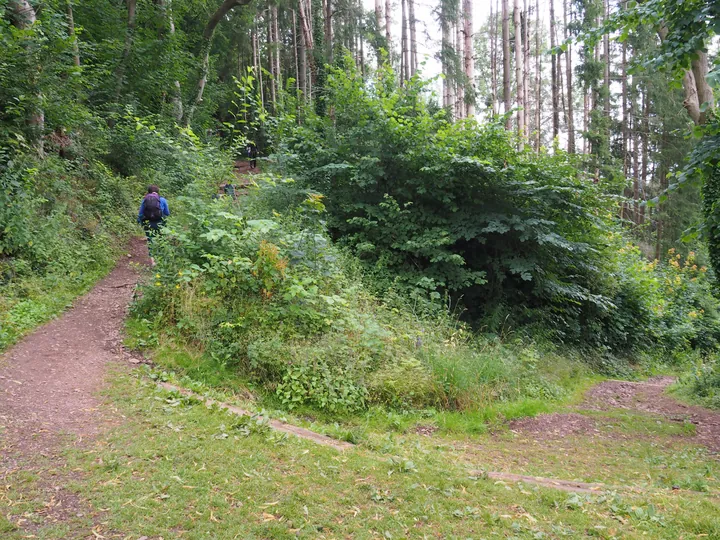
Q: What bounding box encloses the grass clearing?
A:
[4,370,719,539]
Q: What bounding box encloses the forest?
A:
[2,0,720,537]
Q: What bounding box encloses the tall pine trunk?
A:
[534,0,540,150]
[563,0,575,153]
[502,0,511,127]
[409,0,417,76]
[490,0,498,115]
[463,0,473,117]
[455,17,463,118]
[400,0,408,83]
[514,0,524,139]
[549,0,559,139]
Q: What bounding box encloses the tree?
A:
[184,0,254,126]
[463,0,474,117]
[514,0,525,138]
[502,0,511,127]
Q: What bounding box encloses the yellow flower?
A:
[689,311,698,319]
[176,284,180,289]
[155,282,161,287]
[178,271,183,276]
[155,274,161,278]
[668,248,676,255]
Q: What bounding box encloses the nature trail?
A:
[0,237,149,532]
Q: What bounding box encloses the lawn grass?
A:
[4,369,718,539]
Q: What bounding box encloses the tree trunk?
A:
[463,0,473,117]
[534,0,540,150]
[184,0,252,126]
[409,0,417,76]
[67,1,80,67]
[115,0,137,103]
[502,0,511,127]
[323,0,333,63]
[692,51,714,124]
[603,0,610,122]
[385,0,391,50]
[442,0,451,110]
[514,0,524,139]
[375,0,384,40]
[293,10,305,102]
[274,4,281,95]
[298,0,314,95]
[621,37,628,177]
[549,0,559,139]
[523,0,530,137]
[400,0,408,83]
[563,0,574,153]
[455,17,463,118]
[640,87,649,225]
[490,0,498,115]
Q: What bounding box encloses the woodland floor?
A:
[1,237,720,538]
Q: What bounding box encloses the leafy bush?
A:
[131,173,587,414]
[270,56,633,347]
[270,56,720,359]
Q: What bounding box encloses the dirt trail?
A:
[510,376,720,453]
[0,237,148,532]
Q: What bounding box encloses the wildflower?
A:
[178,271,183,276]
[668,248,676,255]
[689,311,698,319]
[156,274,161,278]
[176,284,180,289]
[155,282,161,287]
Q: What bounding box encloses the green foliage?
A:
[130,170,591,414]
[270,55,720,355]
[0,150,140,350]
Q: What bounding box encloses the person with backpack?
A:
[137,185,170,266]
[247,142,258,169]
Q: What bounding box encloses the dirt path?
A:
[510,376,720,453]
[0,237,148,533]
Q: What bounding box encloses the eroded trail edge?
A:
[0,237,149,533]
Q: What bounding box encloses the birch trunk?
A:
[502,0,511,127]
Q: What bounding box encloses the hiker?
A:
[137,185,170,266]
[247,142,258,169]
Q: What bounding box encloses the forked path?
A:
[0,238,148,470]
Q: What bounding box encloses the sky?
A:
[360,1,556,77]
